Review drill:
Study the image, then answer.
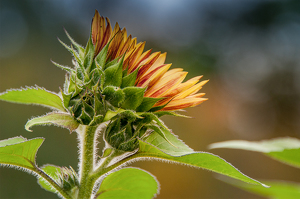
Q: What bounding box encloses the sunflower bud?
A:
[105,116,139,151]
[58,167,79,194]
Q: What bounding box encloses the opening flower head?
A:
[91,10,208,112]
[53,10,208,151]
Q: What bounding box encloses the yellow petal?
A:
[174,80,209,99]
[129,49,152,73]
[160,97,208,111]
[145,71,187,98]
[163,75,203,97]
[137,64,171,87]
[147,52,167,72]
[136,52,161,78]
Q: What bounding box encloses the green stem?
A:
[35,167,72,199]
[77,125,98,199]
[76,124,135,199]
[91,149,133,180]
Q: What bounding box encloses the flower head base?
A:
[56,10,208,151]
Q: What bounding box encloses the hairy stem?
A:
[76,124,134,199]
[77,125,98,199]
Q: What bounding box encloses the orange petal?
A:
[126,42,145,72]
[129,49,152,73]
[99,17,112,50]
[145,71,187,98]
[136,52,161,78]
[174,80,209,99]
[147,52,167,72]
[137,64,171,87]
[145,68,184,94]
[163,75,203,98]
[160,97,208,111]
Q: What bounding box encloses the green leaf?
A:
[0,136,44,170]
[0,86,65,111]
[121,87,146,110]
[96,167,159,199]
[144,126,193,156]
[220,178,300,199]
[25,112,79,132]
[134,139,266,187]
[146,125,177,148]
[38,164,61,193]
[209,137,300,168]
[132,130,267,187]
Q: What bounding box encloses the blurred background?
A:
[1,0,300,198]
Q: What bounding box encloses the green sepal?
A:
[104,58,119,70]
[68,72,83,96]
[83,36,95,73]
[122,68,128,78]
[123,123,134,140]
[89,115,104,126]
[60,88,72,109]
[58,38,84,74]
[120,110,142,122]
[103,109,125,122]
[102,86,125,107]
[38,164,79,196]
[82,100,95,119]
[121,87,146,110]
[105,118,121,141]
[95,42,110,69]
[64,29,85,59]
[121,68,139,88]
[103,57,124,88]
[148,98,172,112]
[76,67,85,81]
[154,111,190,118]
[138,112,168,130]
[58,37,75,55]
[149,104,167,112]
[89,68,104,87]
[118,138,139,152]
[94,93,106,116]
[138,126,148,138]
[136,97,163,112]
[51,60,74,73]
[78,107,93,125]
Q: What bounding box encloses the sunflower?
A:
[91,10,208,112]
